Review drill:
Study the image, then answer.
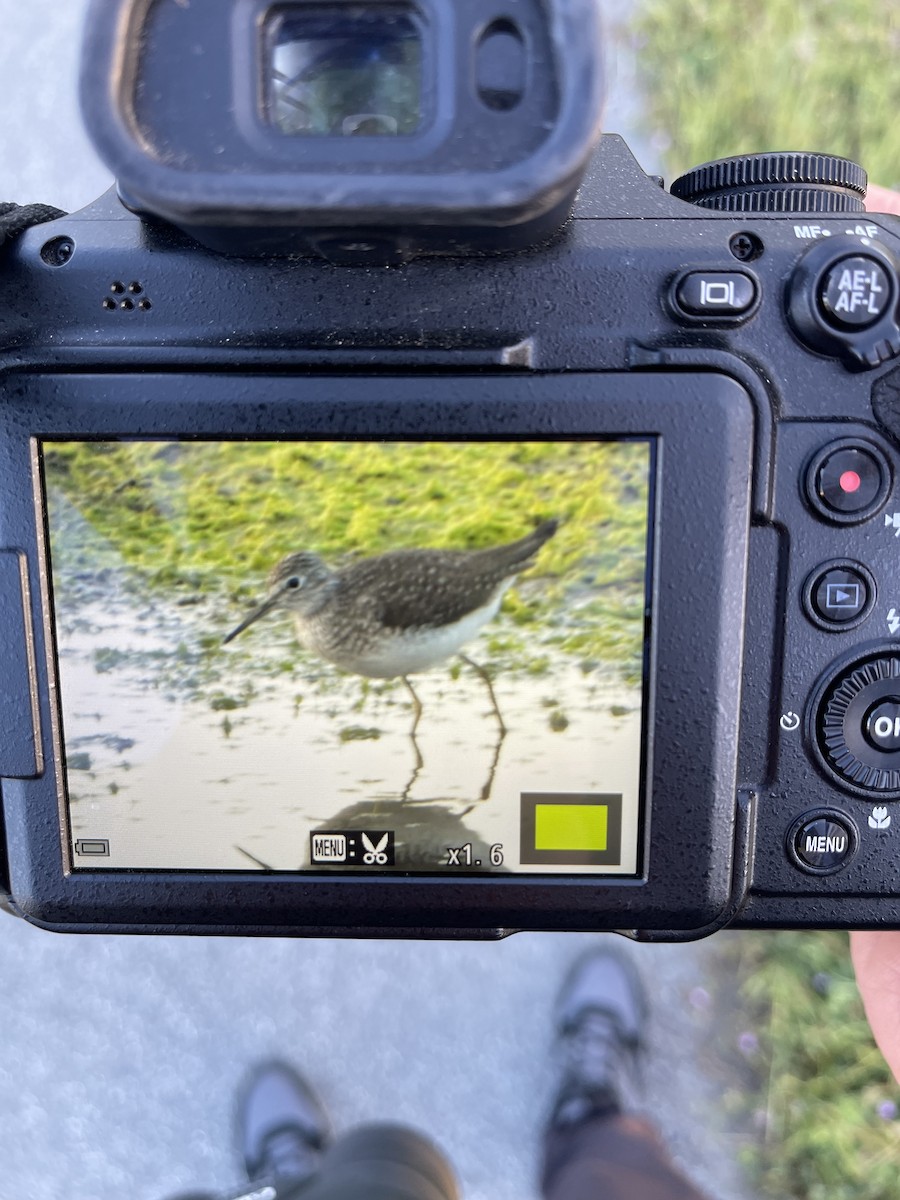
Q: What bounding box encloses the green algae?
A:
[44,439,650,685]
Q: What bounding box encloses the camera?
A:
[2,0,900,940]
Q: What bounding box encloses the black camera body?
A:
[2,0,900,939]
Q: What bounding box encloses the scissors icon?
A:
[362,833,390,865]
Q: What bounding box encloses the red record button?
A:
[805,439,892,524]
[817,447,883,512]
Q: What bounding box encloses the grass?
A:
[623,6,900,1193]
[716,931,900,1199]
[627,0,900,188]
[43,439,651,687]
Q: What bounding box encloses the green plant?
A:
[718,931,900,1199]
[630,0,900,187]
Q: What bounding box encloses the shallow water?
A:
[59,590,643,874]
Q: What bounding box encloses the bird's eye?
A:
[286,576,302,590]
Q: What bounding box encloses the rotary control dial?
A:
[670,152,867,213]
[816,653,900,794]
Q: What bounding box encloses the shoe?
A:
[238,1061,333,1185]
[549,946,648,1129]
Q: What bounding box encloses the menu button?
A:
[789,812,857,875]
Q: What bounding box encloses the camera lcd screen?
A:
[42,439,653,876]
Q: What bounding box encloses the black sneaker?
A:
[238,1061,333,1186]
[549,947,648,1129]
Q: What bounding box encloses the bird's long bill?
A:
[222,592,279,645]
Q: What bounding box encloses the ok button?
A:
[865,699,900,751]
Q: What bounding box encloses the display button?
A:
[805,438,891,523]
[673,271,757,319]
[864,699,900,752]
[804,561,874,629]
[791,814,856,874]
[818,256,893,330]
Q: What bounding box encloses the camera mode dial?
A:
[815,652,900,794]
[670,153,867,213]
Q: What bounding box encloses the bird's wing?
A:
[338,551,512,632]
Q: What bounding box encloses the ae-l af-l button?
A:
[818,256,893,329]
[787,811,858,875]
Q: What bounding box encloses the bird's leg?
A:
[235,846,274,870]
[403,675,423,736]
[402,675,425,772]
[401,757,423,803]
[459,653,507,738]
[477,734,504,801]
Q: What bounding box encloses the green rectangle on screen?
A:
[534,803,608,852]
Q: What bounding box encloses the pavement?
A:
[0,916,759,1200]
[0,4,757,1199]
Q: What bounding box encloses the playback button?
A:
[802,560,875,630]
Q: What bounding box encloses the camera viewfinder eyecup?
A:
[80,0,606,261]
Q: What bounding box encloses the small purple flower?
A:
[738,1031,760,1057]
[688,986,711,1011]
[811,972,832,997]
[878,1100,898,1121]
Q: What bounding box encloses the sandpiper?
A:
[223,519,558,732]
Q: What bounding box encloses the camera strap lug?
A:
[0,203,66,250]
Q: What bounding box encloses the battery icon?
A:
[74,839,110,856]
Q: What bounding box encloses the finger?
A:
[865,184,900,215]
[850,930,900,1084]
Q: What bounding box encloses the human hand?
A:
[866,183,900,215]
[850,931,900,1084]
[848,180,900,1080]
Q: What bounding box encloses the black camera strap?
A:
[0,203,66,248]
